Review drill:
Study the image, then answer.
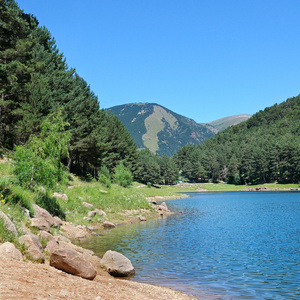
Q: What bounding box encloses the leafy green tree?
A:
[113,163,133,188]
[14,111,70,189]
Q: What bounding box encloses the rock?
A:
[0,242,23,261]
[83,217,92,221]
[61,223,89,240]
[33,204,54,226]
[23,208,31,218]
[157,202,169,212]
[103,221,115,228]
[53,216,64,227]
[139,216,147,221]
[53,192,68,200]
[39,231,56,245]
[101,250,135,277]
[46,240,59,254]
[31,217,51,232]
[88,211,97,217]
[50,248,97,280]
[94,208,106,216]
[19,234,45,263]
[82,202,94,208]
[0,210,18,237]
[54,235,71,243]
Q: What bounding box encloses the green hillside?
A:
[108,103,216,156]
[175,96,300,184]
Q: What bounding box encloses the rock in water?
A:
[101,250,135,277]
[50,248,97,280]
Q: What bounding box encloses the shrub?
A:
[113,163,133,188]
[13,111,70,189]
[99,174,111,188]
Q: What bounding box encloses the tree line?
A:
[0,0,137,182]
[174,96,300,184]
[1,1,299,188]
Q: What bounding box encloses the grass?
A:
[131,181,300,199]
[0,157,299,241]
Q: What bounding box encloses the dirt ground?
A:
[0,257,198,300]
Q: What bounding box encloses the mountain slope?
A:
[175,95,300,184]
[206,114,252,131]
[107,103,216,156]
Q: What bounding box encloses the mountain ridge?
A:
[107,103,251,156]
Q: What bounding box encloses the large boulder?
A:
[0,211,18,237]
[19,234,45,263]
[101,250,135,277]
[57,241,101,269]
[0,242,23,261]
[33,204,54,226]
[50,248,97,280]
[31,217,51,232]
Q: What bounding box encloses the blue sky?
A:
[18,0,300,123]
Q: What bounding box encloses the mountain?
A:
[107,103,249,156]
[206,114,252,131]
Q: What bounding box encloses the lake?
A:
[80,191,300,299]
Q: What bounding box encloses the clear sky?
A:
[17,0,300,123]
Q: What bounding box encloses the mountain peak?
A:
[107,103,250,156]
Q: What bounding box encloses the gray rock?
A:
[0,210,18,237]
[0,242,23,261]
[50,248,97,280]
[101,250,135,277]
[33,204,54,226]
[139,216,147,221]
[31,217,51,232]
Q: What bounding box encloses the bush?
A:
[99,174,111,188]
[113,163,133,188]
[13,111,70,189]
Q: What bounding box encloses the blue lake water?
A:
[81,191,300,299]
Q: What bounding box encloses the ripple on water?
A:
[80,191,300,300]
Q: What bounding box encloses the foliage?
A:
[13,111,70,189]
[113,163,133,188]
[0,1,140,183]
[175,96,300,184]
[35,191,65,220]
